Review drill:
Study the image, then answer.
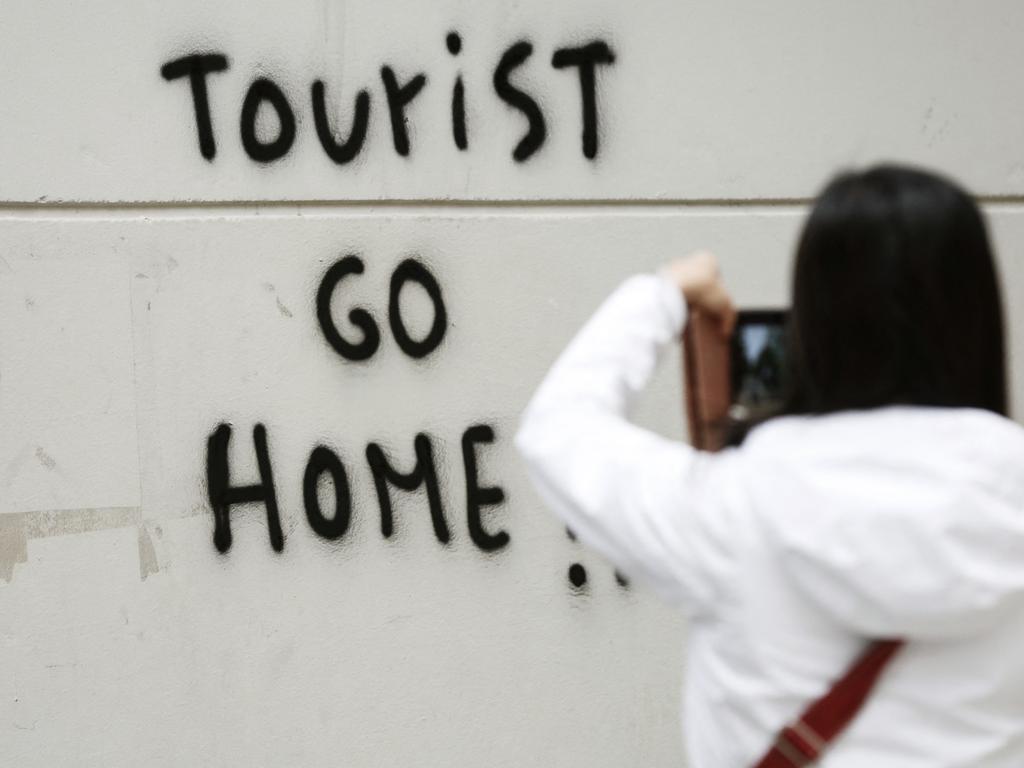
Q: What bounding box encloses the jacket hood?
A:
[739,405,1024,639]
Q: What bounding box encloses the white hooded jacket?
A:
[514,273,1024,767]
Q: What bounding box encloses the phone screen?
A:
[729,310,788,421]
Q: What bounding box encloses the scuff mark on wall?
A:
[137,524,160,580]
[275,297,293,318]
[0,506,173,583]
[0,515,29,582]
[34,446,57,470]
[262,283,295,318]
[23,506,140,538]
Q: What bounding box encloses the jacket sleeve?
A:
[514,273,737,611]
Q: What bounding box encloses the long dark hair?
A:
[729,164,1007,445]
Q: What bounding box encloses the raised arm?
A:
[514,260,739,610]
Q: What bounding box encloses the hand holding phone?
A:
[660,252,737,337]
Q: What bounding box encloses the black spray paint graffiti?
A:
[204,254,616,595]
[206,255,508,556]
[207,423,507,555]
[316,256,447,362]
[566,527,629,592]
[160,34,615,165]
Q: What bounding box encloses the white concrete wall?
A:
[3,0,1024,202]
[2,2,1024,766]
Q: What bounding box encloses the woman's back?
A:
[688,406,1024,765]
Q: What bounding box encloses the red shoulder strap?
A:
[753,639,904,767]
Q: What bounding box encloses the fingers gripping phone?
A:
[683,308,788,451]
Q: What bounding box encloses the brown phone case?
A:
[682,308,732,452]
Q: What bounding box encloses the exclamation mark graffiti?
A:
[566,527,630,592]
[566,526,588,589]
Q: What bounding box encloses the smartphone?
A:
[683,308,788,451]
[729,310,788,422]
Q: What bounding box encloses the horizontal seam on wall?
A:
[1,196,1023,220]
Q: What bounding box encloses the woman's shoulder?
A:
[725,405,1024,638]
[741,405,1024,460]
[735,405,1024,512]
